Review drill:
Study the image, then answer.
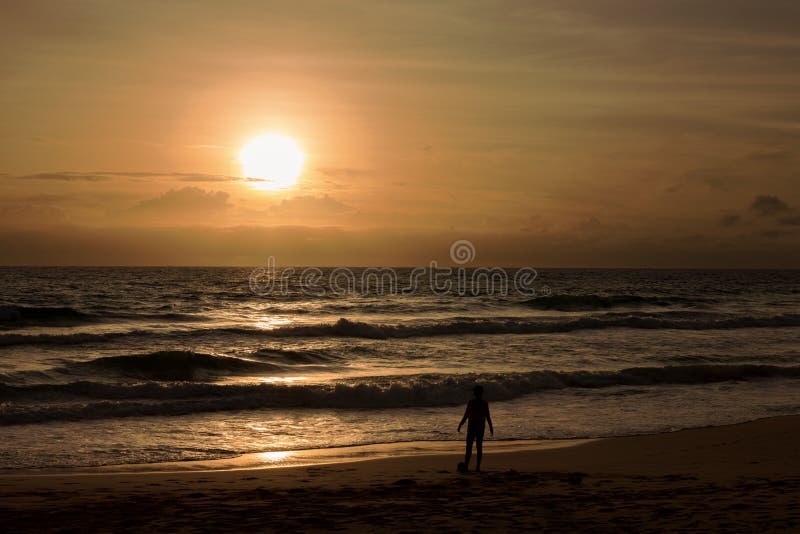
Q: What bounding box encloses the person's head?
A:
[473,385,484,399]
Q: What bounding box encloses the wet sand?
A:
[1,415,799,531]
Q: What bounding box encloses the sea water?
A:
[1,268,798,469]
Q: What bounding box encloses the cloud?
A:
[122,187,232,225]
[16,193,69,203]
[10,171,244,183]
[17,172,109,182]
[703,175,736,192]
[546,0,800,36]
[99,171,244,183]
[269,195,350,216]
[747,148,793,161]
[175,174,240,183]
[720,214,741,227]
[669,167,743,194]
[750,195,790,216]
[317,167,371,180]
[0,204,67,226]
[760,229,795,239]
[574,217,601,233]
[119,172,240,182]
[134,187,230,211]
[236,195,353,226]
[185,144,228,150]
[726,196,799,230]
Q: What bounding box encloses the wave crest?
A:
[2,364,799,425]
[1,313,798,347]
[523,294,705,311]
[0,305,94,326]
[66,351,280,381]
[250,314,800,339]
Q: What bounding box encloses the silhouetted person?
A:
[458,385,493,472]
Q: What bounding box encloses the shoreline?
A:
[3,413,795,477]
[2,438,593,477]
[2,415,799,530]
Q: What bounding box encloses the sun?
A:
[239,133,305,190]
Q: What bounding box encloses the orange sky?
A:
[1,1,799,266]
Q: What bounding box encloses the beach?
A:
[2,415,798,531]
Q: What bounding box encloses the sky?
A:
[1,0,799,267]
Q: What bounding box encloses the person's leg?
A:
[475,431,486,471]
[465,432,475,466]
[475,434,483,471]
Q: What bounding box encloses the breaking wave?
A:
[1,313,798,346]
[249,348,343,364]
[63,351,282,381]
[227,314,800,339]
[2,364,799,425]
[0,304,207,330]
[0,331,135,346]
[0,305,94,326]
[522,294,708,311]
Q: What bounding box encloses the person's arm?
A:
[486,402,494,435]
[457,403,470,432]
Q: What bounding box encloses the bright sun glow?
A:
[239,133,305,190]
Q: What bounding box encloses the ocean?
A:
[1,267,798,470]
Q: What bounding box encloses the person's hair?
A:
[473,385,484,398]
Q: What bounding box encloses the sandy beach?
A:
[2,415,798,532]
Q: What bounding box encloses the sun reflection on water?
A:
[258,376,308,384]
[258,451,293,463]
[254,317,292,330]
